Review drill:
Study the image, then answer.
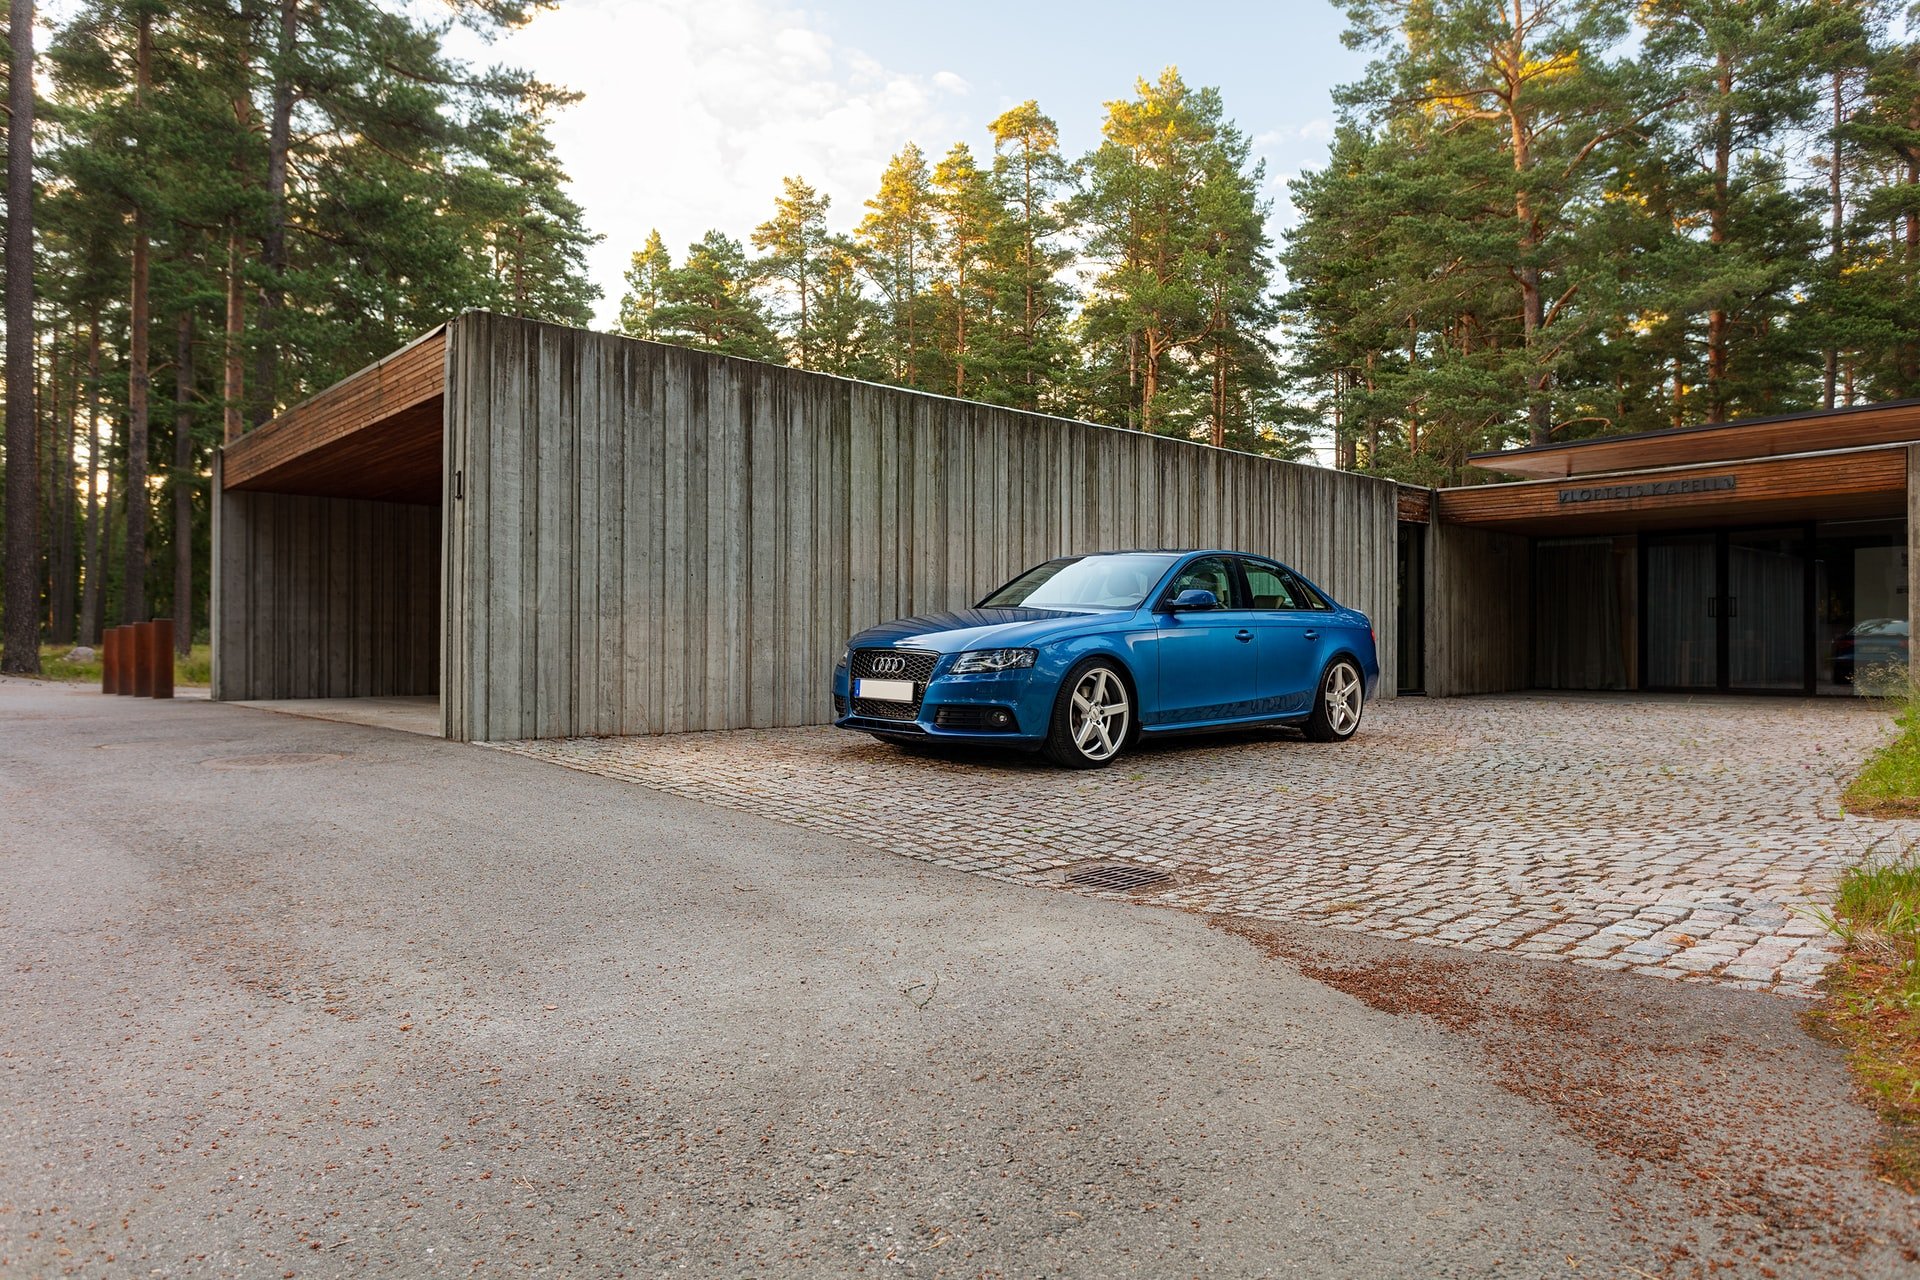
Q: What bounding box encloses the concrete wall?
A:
[212,458,440,701]
[1426,521,1531,697]
[441,312,1402,742]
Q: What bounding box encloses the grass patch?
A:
[33,641,212,688]
[1843,685,1920,818]
[1810,851,1920,1188]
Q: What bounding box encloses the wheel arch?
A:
[1060,645,1145,746]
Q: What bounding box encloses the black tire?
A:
[1304,657,1365,743]
[1043,659,1133,769]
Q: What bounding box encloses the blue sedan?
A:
[832,549,1380,768]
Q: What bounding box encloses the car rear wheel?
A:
[1304,658,1364,742]
[1044,660,1132,769]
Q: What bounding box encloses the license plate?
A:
[855,678,914,703]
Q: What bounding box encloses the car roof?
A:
[1073,548,1234,557]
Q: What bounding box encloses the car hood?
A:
[850,606,1119,654]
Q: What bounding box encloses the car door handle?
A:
[1235,629,1253,642]
[1302,630,1318,641]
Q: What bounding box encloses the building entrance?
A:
[1642,528,1809,693]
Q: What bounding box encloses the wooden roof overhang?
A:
[220,326,447,504]
[1438,444,1908,535]
[1468,399,1920,480]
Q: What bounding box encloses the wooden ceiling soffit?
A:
[221,326,447,504]
[1437,446,1908,533]
[1468,399,1920,479]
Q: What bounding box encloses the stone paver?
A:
[491,694,1920,996]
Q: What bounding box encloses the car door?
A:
[1151,555,1260,724]
[1237,557,1320,716]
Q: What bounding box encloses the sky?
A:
[444,0,1374,329]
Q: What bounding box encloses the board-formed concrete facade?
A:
[439,314,1402,741]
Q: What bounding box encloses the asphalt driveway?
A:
[2,678,1916,1277]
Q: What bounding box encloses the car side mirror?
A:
[1165,588,1218,613]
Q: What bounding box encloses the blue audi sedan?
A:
[832,549,1380,768]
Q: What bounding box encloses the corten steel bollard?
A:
[131,622,156,698]
[112,626,134,696]
[150,619,174,699]
[101,628,117,694]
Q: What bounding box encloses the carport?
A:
[212,327,447,731]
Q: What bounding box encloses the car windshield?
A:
[979,554,1179,610]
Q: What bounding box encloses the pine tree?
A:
[982,101,1074,411]
[1336,0,1662,445]
[618,231,673,340]
[2,0,40,671]
[857,144,939,387]
[458,104,602,326]
[809,237,884,380]
[1640,0,1825,421]
[652,231,783,361]
[751,176,832,369]
[929,143,1001,398]
[1077,69,1278,444]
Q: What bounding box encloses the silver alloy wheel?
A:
[1324,661,1363,736]
[1069,667,1130,761]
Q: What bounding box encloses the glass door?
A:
[1644,533,1718,690]
[1726,529,1807,691]
[1641,527,1813,694]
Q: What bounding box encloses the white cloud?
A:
[461,0,973,327]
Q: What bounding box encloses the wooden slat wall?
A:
[212,478,441,701]
[442,313,1402,742]
[1426,521,1531,697]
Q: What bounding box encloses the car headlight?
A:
[950,648,1037,674]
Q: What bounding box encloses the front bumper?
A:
[832,662,1050,743]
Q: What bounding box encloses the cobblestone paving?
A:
[491,695,1920,997]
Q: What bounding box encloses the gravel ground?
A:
[2,678,1916,1278]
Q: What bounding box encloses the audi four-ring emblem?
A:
[870,653,908,675]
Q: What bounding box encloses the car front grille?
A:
[849,647,938,721]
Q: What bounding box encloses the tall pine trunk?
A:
[172,311,193,654]
[79,320,103,646]
[251,0,298,427]
[1824,70,1844,409]
[49,329,76,643]
[1705,58,1733,423]
[122,10,153,624]
[224,225,245,443]
[1,0,40,673]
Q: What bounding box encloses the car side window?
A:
[1163,556,1237,609]
[1240,559,1302,610]
[1282,569,1332,610]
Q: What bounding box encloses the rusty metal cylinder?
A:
[150,619,174,699]
[131,622,156,698]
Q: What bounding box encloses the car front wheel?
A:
[1304,658,1364,742]
[1044,660,1132,768]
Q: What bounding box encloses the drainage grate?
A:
[1064,862,1174,894]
